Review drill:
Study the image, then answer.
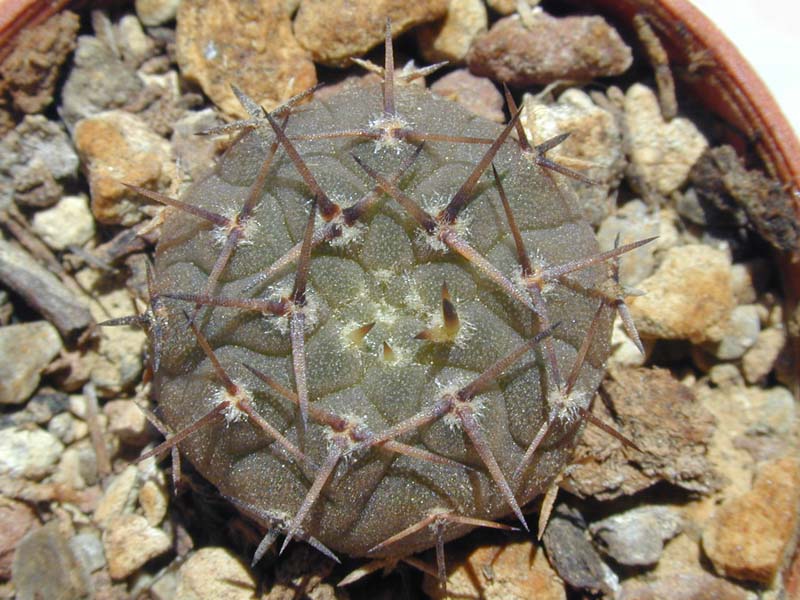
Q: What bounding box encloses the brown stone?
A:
[423,540,566,600]
[467,13,631,87]
[103,514,171,580]
[0,12,80,114]
[430,69,504,123]
[294,0,448,66]
[177,0,316,118]
[567,367,719,500]
[73,110,176,226]
[702,457,800,585]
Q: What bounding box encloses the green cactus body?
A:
[152,77,612,559]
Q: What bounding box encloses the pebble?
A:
[522,89,625,225]
[139,479,169,526]
[294,0,448,66]
[730,259,770,304]
[702,457,800,584]
[712,304,761,360]
[170,108,223,182]
[417,0,488,64]
[53,445,93,490]
[175,547,257,600]
[624,83,709,195]
[68,531,106,574]
[423,540,565,599]
[104,399,150,446]
[94,466,140,529]
[0,426,64,480]
[0,321,63,405]
[0,115,80,209]
[73,110,176,226]
[12,520,87,600]
[745,386,796,437]
[628,244,734,343]
[0,498,38,579]
[47,412,88,445]
[589,506,682,566]
[430,69,504,123]
[60,33,143,128]
[619,572,754,600]
[76,270,147,395]
[742,326,786,383]
[117,15,156,67]
[136,0,180,26]
[467,12,632,87]
[177,0,317,119]
[596,201,659,286]
[103,514,172,580]
[31,195,95,251]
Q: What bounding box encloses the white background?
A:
[689,0,800,138]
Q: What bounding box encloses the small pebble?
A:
[624,83,708,195]
[73,110,176,226]
[68,531,106,574]
[589,506,682,566]
[417,0,488,64]
[31,195,95,251]
[712,304,761,360]
[175,547,256,600]
[430,69,504,123]
[116,14,155,67]
[0,426,64,480]
[94,465,140,529]
[0,321,63,405]
[0,115,79,209]
[60,33,143,128]
[139,480,169,526]
[467,12,632,86]
[596,200,660,286]
[105,399,150,446]
[47,412,88,445]
[742,326,786,383]
[702,457,800,584]
[103,514,171,580]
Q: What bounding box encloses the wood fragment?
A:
[0,237,93,340]
[634,14,677,120]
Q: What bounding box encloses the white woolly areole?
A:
[547,387,591,423]
[213,386,249,424]
[262,282,321,335]
[211,210,259,247]
[369,113,412,153]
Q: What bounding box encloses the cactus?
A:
[128,21,648,579]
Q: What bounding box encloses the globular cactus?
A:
[131,22,647,575]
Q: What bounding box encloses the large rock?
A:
[628,244,734,343]
[177,0,316,118]
[294,0,448,66]
[467,12,631,86]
